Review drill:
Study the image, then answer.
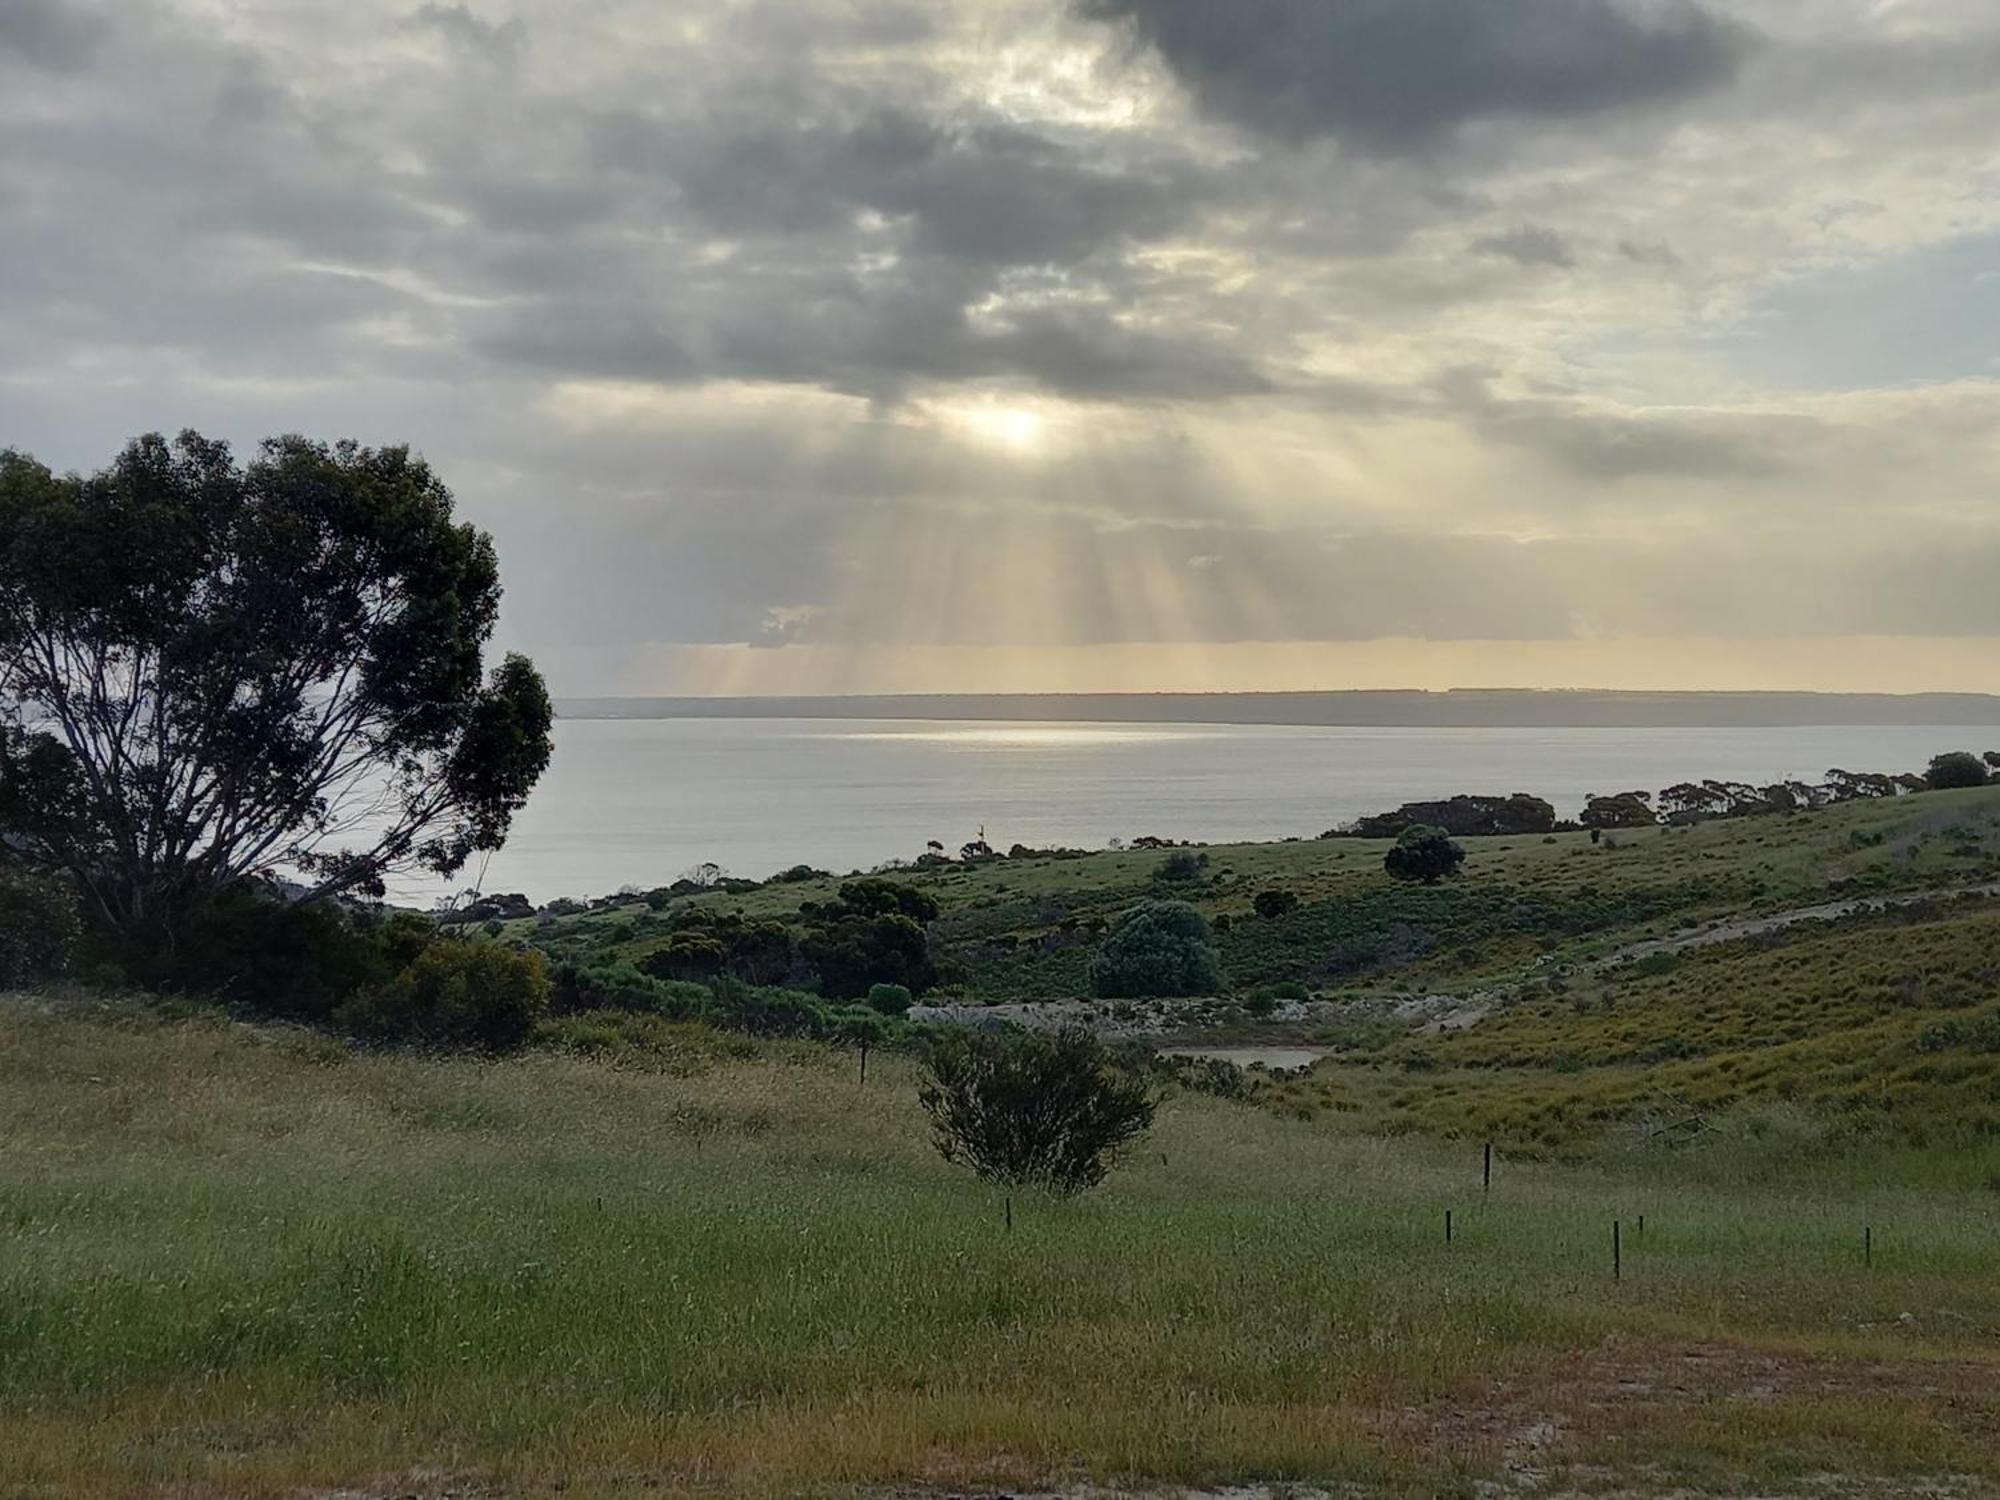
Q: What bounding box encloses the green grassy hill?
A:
[523,786,2000,1158]
[8,789,2000,1495]
[3,995,1999,1498]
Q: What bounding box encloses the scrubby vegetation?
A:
[7,676,2000,1495]
[918,1025,1155,1194]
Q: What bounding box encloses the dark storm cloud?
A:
[597,105,1190,267]
[1077,0,1748,152]
[0,0,107,72]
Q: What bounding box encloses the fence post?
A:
[1613,1220,1622,1281]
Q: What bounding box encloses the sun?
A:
[946,399,1051,455]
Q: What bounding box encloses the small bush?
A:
[0,869,82,985]
[1154,850,1209,884]
[866,982,914,1016]
[1089,901,1222,999]
[1252,889,1299,920]
[1383,825,1466,885]
[919,1026,1156,1195]
[338,939,551,1051]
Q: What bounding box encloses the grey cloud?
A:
[1473,225,1577,269]
[1618,237,1682,268]
[600,105,1191,268]
[1079,0,1748,153]
[1439,372,1803,481]
[0,0,106,72]
[408,3,525,62]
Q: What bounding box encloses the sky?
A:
[3,0,1999,697]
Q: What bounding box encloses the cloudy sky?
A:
[4,0,1999,695]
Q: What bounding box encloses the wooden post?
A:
[1445,1208,1453,1244]
[1865,1225,1872,1268]
[1613,1220,1622,1281]
[1483,1141,1492,1195]
[1005,1195,1013,1234]
[859,1040,869,1086]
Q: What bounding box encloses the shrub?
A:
[1089,901,1222,998]
[1154,850,1208,884]
[866,982,915,1016]
[918,1027,1156,1195]
[548,958,711,1019]
[1383,825,1466,885]
[1152,1052,1251,1101]
[0,869,82,985]
[642,933,729,983]
[118,887,415,1022]
[1252,889,1299,920]
[338,938,551,1051]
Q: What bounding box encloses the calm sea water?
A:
[403,718,1986,904]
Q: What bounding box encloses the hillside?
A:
[2,995,1999,1498]
[7,788,2000,1495]
[522,784,2000,1156]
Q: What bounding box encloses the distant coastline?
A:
[553,690,2000,730]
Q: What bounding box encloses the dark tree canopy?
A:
[1579,791,1658,829]
[799,879,939,999]
[0,432,552,934]
[1089,899,1221,998]
[1382,824,1466,884]
[1339,792,1555,840]
[1925,751,1990,791]
[919,1026,1156,1195]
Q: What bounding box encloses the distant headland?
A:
[554,690,2000,729]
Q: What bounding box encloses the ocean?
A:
[400,717,1989,905]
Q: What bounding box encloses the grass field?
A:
[8,788,2000,1496]
[4,994,2000,1498]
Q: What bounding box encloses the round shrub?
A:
[1252,889,1299,920]
[1089,900,1222,999]
[1383,825,1466,885]
[866,982,914,1016]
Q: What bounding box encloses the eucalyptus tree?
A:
[0,431,552,938]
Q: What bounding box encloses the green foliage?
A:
[1153,850,1208,884]
[1580,792,1658,829]
[642,932,729,982]
[1266,903,2000,1153]
[0,868,82,985]
[1089,900,1222,999]
[918,1026,1156,1194]
[800,880,937,1000]
[1342,793,1556,839]
[1251,888,1299,919]
[1383,824,1466,885]
[114,887,413,1023]
[1927,751,1990,790]
[338,938,551,1052]
[866,982,914,1016]
[547,958,712,1020]
[0,433,552,937]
